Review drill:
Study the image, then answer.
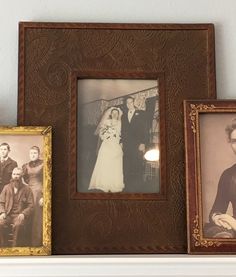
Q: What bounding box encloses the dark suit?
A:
[121,109,148,192]
[0,181,34,246]
[0,157,18,192]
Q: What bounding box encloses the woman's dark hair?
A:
[109,108,119,118]
[30,146,40,154]
[225,118,236,142]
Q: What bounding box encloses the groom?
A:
[121,96,148,192]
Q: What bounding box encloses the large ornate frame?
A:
[18,23,216,254]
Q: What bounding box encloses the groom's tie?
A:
[128,110,133,122]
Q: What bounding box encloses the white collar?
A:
[0,157,8,163]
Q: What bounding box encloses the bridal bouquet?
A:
[100,124,117,140]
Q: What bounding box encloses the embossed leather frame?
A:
[185,100,236,254]
[18,23,216,254]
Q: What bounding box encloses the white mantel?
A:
[0,255,236,276]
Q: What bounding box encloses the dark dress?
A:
[23,159,43,246]
[205,163,236,238]
[121,109,148,192]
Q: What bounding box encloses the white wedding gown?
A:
[89,119,124,193]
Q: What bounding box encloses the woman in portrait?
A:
[22,146,43,246]
[89,107,124,193]
[205,119,236,238]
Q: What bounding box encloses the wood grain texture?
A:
[18,23,216,254]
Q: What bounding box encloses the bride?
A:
[89,107,124,193]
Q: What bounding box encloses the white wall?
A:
[0,0,236,125]
[0,0,236,274]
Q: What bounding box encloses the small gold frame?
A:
[0,126,51,256]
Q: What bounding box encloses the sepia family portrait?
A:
[77,79,160,194]
[0,134,45,249]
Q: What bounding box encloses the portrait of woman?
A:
[22,146,43,246]
[89,107,124,193]
[203,118,236,238]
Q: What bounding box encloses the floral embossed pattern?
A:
[18,23,216,254]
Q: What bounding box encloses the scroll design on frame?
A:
[189,104,216,133]
[18,22,217,254]
[192,215,221,248]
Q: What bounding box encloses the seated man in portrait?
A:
[205,119,236,238]
[0,167,34,247]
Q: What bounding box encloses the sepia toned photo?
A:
[0,127,51,256]
[200,114,236,239]
[77,79,160,195]
[185,101,236,253]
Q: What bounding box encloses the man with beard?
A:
[0,143,18,193]
[0,167,34,247]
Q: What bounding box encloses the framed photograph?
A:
[0,126,51,256]
[72,72,166,200]
[185,100,236,254]
[18,23,216,254]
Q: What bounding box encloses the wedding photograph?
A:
[77,79,160,194]
[200,114,236,239]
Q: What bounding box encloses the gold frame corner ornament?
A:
[189,104,216,133]
[192,215,221,248]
